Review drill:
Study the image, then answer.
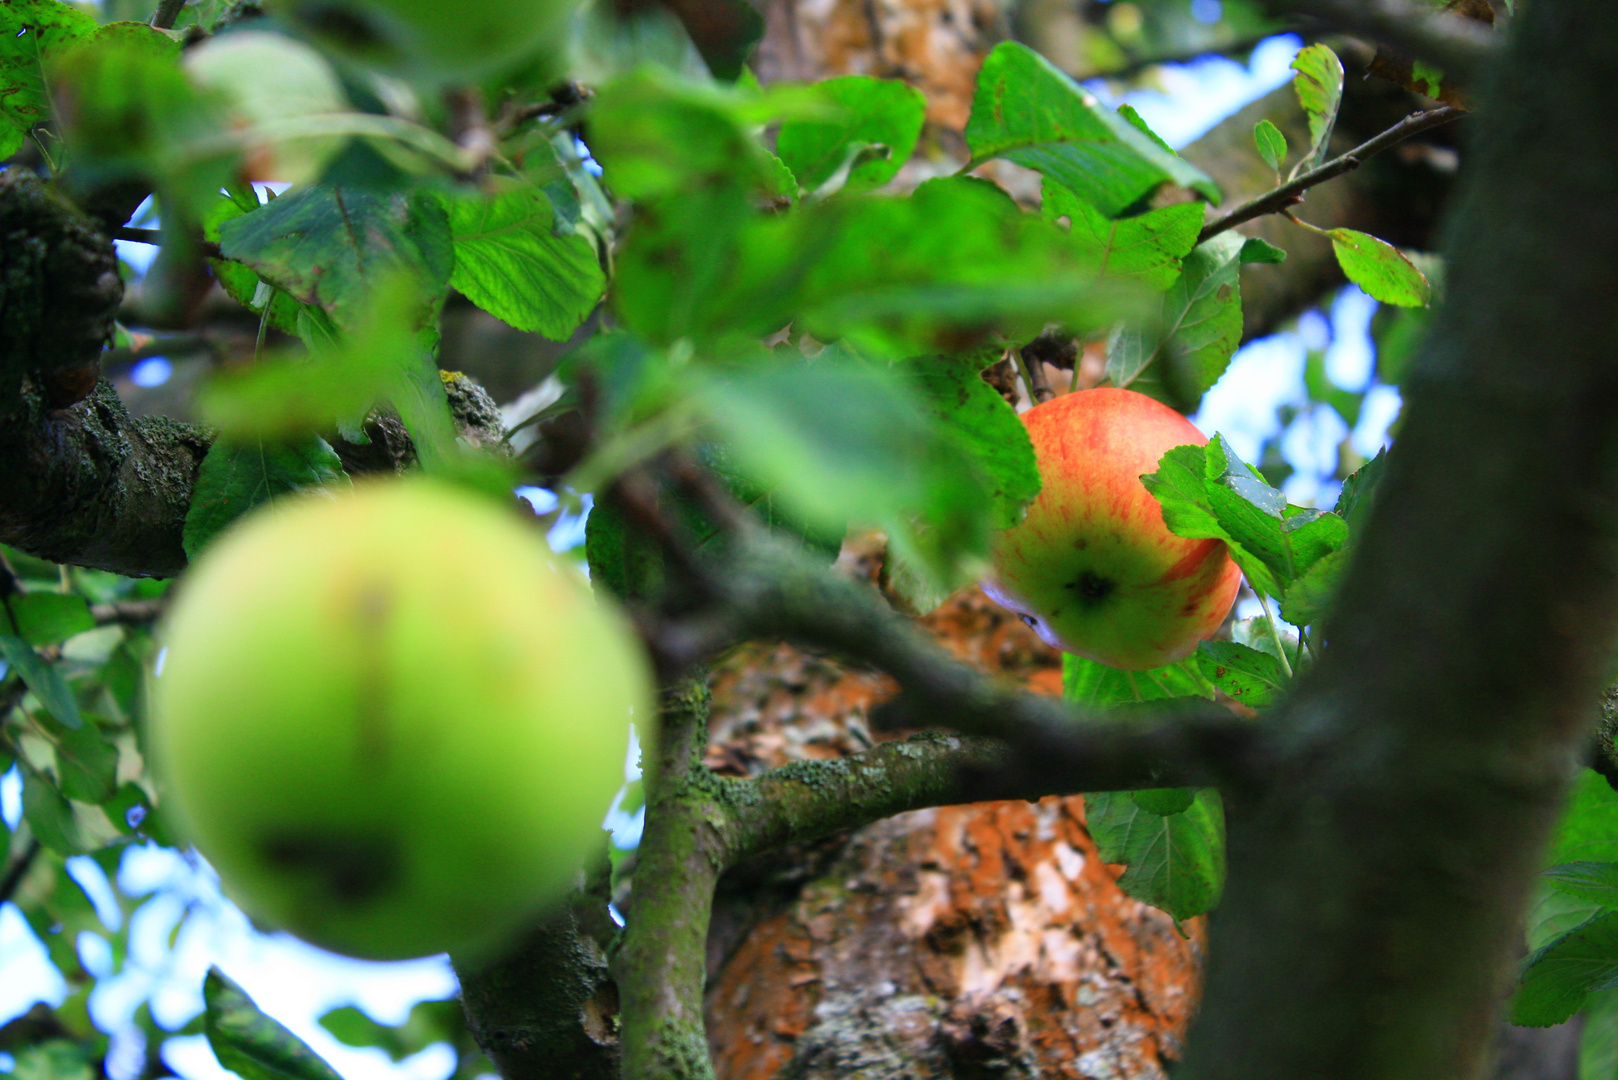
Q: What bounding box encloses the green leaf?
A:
[10,1040,97,1080]
[1062,652,1214,709]
[1086,788,1225,921]
[1327,229,1432,307]
[217,184,455,332]
[0,0,100,142]
[904,351,1040,531]
[1042,179,1202,292]
[695,351,990,591]
[776,75,926,195]
[1131,787,1195,816]
[1197,640,1288,708]
[50,23,233,217]
[39,711,118,804]
[319,999,465,1062]
[1291,43,1345,171]
[205,968,347,1080]
[1106,232,1245,406]
[8,592,94,646]
[204,193,305,336]
[798,177,1128,356]
[200,275,456,470]
[1335,450,1387,539]
[1278,546,1351,627]
[0,634,82,729]
[1253,119,1287,171]
[443,182,606,340]
[1239,237,1287,265]
[21,761,86,855]
[1140,437,1350,602]
[1546,862,1618,909]
[1514,912,1618,1027]
[588,68,787,199]
[182,437,345,559]
[1579,985,1618,1080]
[1551,772,1618,868]
[964,41,1220,216]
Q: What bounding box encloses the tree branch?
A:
[1199,105,1466,244]
[1263,0,1498,82]
[1181,3,1618,1077]
[90,599,167,626]
[0,839,41,907]
[148,0,187,30]
[112,227,222,261]
[612,679,722,1080]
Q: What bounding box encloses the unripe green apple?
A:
[269,0,580,83]
[985,388,1242,670]
[148,479,651,961]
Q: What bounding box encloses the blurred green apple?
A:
[148,478,651,961]
[985,388,1241,670]
[270,0,580,83]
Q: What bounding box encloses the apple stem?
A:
[1256,591,1295,680]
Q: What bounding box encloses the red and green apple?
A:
[985,387,1242,670]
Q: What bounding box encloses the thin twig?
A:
[0,839,42,907]
[113,227,223,261]
[100,334,213,368]
[90,599,167,626]
[149,0,186,29]
[1198,106,1466,244]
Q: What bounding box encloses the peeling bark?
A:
[704,589,1204,1079]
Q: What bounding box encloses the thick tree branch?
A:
[0,380,209,578]
[1265,0,1498,82]
[717,536,1268,792]
[1181,4,1618,1078]
[0,374,509,578]
[1199,106,1466,244]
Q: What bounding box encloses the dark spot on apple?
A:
[1066,570,1116,609]
[1073,538,1089,550]
[263,831,401,904]
[1181,601,1198,615]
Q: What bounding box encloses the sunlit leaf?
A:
[1042,180,1202,292]
[1328,229,1432,308]
[1291,43,1344,172]
[443,181,605,339]
[1106,232,1245,406]
[965,41,1219,215]
[1253,118,1287,171]
[777,75,925,195]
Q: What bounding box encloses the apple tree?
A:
[3,0,1618,1079]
